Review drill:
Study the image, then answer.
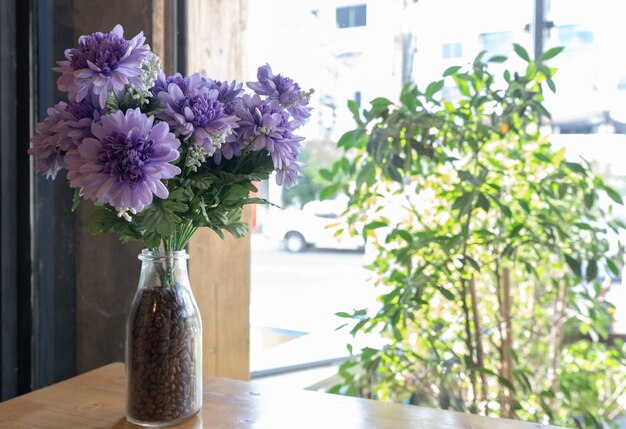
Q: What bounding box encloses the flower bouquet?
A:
[30,24,312,250]
[29,24,312,426]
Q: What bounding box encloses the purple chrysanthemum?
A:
[157,74,238,155]
[151,72,191,97]
[275,158,304,188]
[234,94,304,187]
[29,103,71,179]
[66,108,180,212]
[212,137,242,165]
[54,24,152,108]
[28,98,102,179]
[207,80,244,115]
[64,96,102,142]
[247,64,312,125]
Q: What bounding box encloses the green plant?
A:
[321,45,626,428]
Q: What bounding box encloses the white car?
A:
[261,198,365,252]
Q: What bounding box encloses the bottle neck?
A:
[138,249,190,289]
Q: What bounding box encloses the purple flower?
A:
[53,24,152,108]
[275,159,304,188]
[151,72,190,97]
[64,96,102,141]
[234,94,305,187]
[28,98,102,179]
[207,80,244,115]
[157,74,238,155]
[212,138,242,165]
[29,103,71,179]
[247,64,312,125]
[66,108,180,212]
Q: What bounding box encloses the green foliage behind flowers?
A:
[86,147,276,249]
[321,45,626,428]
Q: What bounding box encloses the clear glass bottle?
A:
[126,249,202,427]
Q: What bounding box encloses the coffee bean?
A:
[126,286,200,423]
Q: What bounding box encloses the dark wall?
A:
[0,0,22,400]
[33,0,77,391]
[0,0,48,399]
[0,0,180,400]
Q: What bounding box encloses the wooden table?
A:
[0,363,568,429]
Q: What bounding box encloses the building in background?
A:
[248,0,626,186]
[409,0,626,135]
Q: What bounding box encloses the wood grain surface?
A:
[0,363,570,429]
[186,0,251,381]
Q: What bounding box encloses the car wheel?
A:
[284,232,307,253]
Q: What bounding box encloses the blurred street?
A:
[250,232,379,376]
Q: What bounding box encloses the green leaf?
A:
[564,161,586,175]
[463,255,481,271]
[425,80,444,100]
[488,55,508,63]
[347,99,360,119]
[452,192,474,217]
[336,312,354,319]
[607,258,620,277]
[553,146,566,163]
[586,259,598,281]
[319,168,334,182]
[513,43,531,62]
[396,230,413,244]
[86,206,142,243]
[86,207,116,235]
[222,184,251,202]
[539,46,564,62]
[320,183,341,200]
[143,233,161,249]
[456,78,471,97]
[356,162,376,190]
[443,66,461,77]
[72,189,81,212]
[497,376,515,391]
[525,62,537,79]
[476,193,491,212]
[142,198,188,237]
[546,76,557,93]
[436,286,454,300]
[603,185,623,205]
[105,91,120,112]
[363,220,389,232]
[337,128,365,149]
[564,254,582,277]
[339,158,351,174]
[188,174,217,190]
[370,97,393,107]
[533,152,552,163]
[400,82,419,110]
[513,370,532,392]
[222,221,249,238]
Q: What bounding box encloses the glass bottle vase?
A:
[125,249,202,427]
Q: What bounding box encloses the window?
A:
[442,42,462,59]
[336,4,366,29]
[247,0,626,390]
[556,24,593,58]
[354,90,362,108]
[479,31,514,57]
[558,24,593,44]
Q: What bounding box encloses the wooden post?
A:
[186,0,251,380]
